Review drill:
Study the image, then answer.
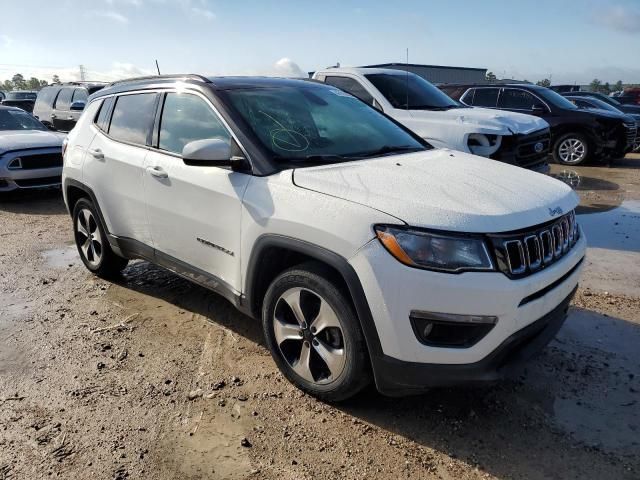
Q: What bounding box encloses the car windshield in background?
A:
[573,97,620,113]
[225,85,426,165]
[0,109,47,131]
[538,88,579,110]
[365,73,462,110]
[5,92,37,100]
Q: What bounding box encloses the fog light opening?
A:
[410,311,497,348]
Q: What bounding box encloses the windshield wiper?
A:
[273,154,351,165]
[409,104,462,110]
[351,145,424,159]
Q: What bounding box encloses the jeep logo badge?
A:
[548,206,563,217]
[534,142,544,153]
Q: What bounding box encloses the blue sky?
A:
[1,0,639,84]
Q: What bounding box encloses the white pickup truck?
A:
[313,67,551,172]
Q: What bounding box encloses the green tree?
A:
[39,80,48,88]
[536,78,551,88]
[603,82,611,94]
[27,77,41,90]
[52,74,60,84]
[11,73,26,90]
[614,80,624,92]
[2,80,13,91]
[590,78,602,93]
[486,71,497,82]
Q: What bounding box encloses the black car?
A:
[441,83,636,165]
[33,82,106,131]
[561,91,640,116]
[1,91,38,113]
[565,95,639,153]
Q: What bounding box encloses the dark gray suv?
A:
[33,82,106,131]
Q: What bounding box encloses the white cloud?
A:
[0,62,154,84]
[87,11,129,24]
[593,5,640,34]
[191,6,216,20]
[270,58,307,78]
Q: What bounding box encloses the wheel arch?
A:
[244,235,384,361]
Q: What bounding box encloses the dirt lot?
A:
[1,156,639,480]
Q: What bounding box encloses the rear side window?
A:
[72,88,88,103]
[109,93,157,145]
[324,76,374,105]
[35,87,61,109]
[158,93,230,155]
[54,88,74,110]
[471,88,499,108]
[498,89,537,110]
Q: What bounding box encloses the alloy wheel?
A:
[76,208,103,268]
[558,138,586,164]
[273,287,346,385]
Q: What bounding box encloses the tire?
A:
[553,133,590,166]
[262,262,371,402]
[72,198,128,279]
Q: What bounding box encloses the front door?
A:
[143,91,250,292]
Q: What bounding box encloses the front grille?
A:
[487,211,579,279]
[625,121,638,148]
[491,128,550,170]
[14,176,61,188]
[8,153,63,170]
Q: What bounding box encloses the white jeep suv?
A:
[62,75,586,401]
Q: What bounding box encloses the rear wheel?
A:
[553,133,590,165]
[72,198,128,278]
[262,263,370,402]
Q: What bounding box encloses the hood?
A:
[575,107,628,121]
[293,149,578,233]
[0,130,66,154]
[411,106,549,135]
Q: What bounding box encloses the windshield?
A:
[537,88,578,110]
[364,72,461,110]
[575,97,620,113]
[6,92,37,100]
[0,109,47,131]
[224,85,426,165]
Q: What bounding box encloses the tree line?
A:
[1,73,61,92]
[485,72,637,94]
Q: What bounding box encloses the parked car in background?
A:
[313,68,551,172]
[0,91,6,102]
[620,87,640,106]
[1,91,38,113]
[550,85,580,93]
[0,106,65,192]
[443,83,636,165]
[565,95,639,153]
[33,82,106,131]
[561,91,640,116]
[63,74,585,400]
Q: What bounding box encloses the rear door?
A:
[83,92,158,247]
[143,91,250,292]
[52,87,74,131]
[33,86,61,127]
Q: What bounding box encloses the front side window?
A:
[159,93,230,155]
[364,72,461,110]
[0,109,46,131]
[54,88,74,110]
[109,93,157,145]
[472,88,500,108]
[324,76,374,105]
[498,89,537,110]
[224,85,426,165]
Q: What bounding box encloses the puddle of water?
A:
[578,200,640,252]
[550,309,640,453]
[41,245,80,269]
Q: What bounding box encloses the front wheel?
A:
[72,198,128,279]
[262,263,370,402]
[553,133,590,166]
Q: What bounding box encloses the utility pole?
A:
[79,64,86,81]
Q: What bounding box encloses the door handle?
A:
[68,116,74,120]
[51,114,57,119]
[88,148,104,160]
[146,166,168,179]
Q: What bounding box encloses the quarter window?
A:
[158,93,230,155]
[72,88,88,103]
[54,88,74,110]
[472,88,499,108]
[498,89,537,110]
[324,76,375,105]
[109,93,157,145]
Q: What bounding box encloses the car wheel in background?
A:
[262,263,370,402]
[553,133,590,166]
[72,198,128,278]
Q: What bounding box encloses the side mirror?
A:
[70,101,86,111]
[182,138,250,170]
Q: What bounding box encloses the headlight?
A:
[375,225,494,273]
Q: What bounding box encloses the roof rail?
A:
[106,74,211,87]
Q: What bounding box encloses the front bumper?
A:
[0,148,63,192]
[490,128,551,172]
[349,232,586,396]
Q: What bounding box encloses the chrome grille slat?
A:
[488,211,580,278]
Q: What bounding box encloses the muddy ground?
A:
[1,155,639,480]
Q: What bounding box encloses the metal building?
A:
[360,63,487,85]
